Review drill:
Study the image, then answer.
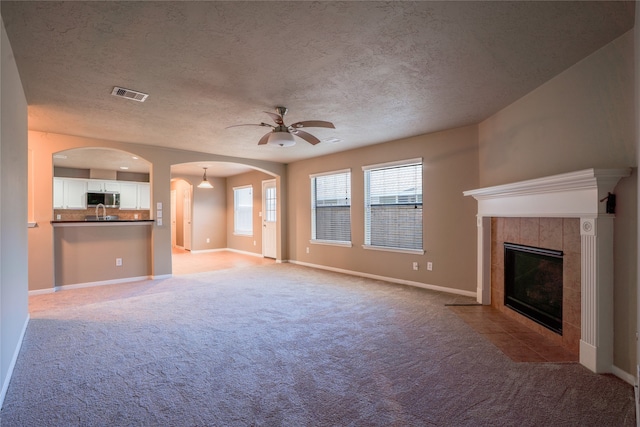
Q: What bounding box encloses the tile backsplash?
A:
[54,208,150,221]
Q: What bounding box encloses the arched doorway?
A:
[170,161,279,274]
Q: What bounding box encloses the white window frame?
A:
[362,158,424,255]
[310,169,352,247]
[233,185,253,236]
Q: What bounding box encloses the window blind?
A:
[234,186,253,235]
[364,161,422,250]
[311,170,351,243]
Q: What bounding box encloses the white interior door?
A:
[171,190,177,248]
[183,186,192,251]
[262,179,277,259]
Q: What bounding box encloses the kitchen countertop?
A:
[51,219,155,227]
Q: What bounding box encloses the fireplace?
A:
[504,243,563,334]
[463,168,631,374]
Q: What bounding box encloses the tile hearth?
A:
[450,305,578,363]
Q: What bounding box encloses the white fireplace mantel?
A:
[463,168,631,374]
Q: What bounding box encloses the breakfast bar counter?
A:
[52,220,153,287]
[51,219,155,227]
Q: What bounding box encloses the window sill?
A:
[233,232,253,237]
[310,239,353,248]
[362,245,424,255]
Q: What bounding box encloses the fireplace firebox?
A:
[504,243,563,334]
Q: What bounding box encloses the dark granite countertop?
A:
[51,219,155,227]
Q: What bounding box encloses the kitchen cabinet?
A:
[138,183,150,209]
[87,180,120,192]
[54,178,87,209]
[54,177,149,210]
[119,182,150,210]
[118,182,139,209]
[53,178,64,208]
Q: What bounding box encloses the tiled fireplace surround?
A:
[491,217,581,355]
[464,168,631,375]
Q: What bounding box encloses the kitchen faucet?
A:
[96,203,106,220]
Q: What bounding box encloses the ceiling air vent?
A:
[111,86,148,102]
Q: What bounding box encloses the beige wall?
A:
[479,30,635,186]
[0,16,29,401]
[479,30,637,375]
[226,170,274,255]
[54,225,152,286]
[287,125,480,293]
[28,131,285,290]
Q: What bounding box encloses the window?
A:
[264,184,276,223]
[310,169,351,245]
[233,185,253,236]
[363,159,423,253]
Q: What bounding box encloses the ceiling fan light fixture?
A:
[267,131,296,147]
[198,167,214,189]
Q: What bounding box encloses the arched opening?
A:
[170,161,278,275]
[52,147,151,220]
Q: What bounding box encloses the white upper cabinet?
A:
[53,178,87,210]
[119,182,139,209]
[119,182,150,210]
[53,178,64,209]
[54,177,149,210]
[138,183,151,209]
[87,180,120,192]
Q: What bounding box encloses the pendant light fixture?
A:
[198,167,214,189]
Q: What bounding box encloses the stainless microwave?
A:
[87,192,120,208]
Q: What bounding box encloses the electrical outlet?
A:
[412,262,419,271]
[427,262,433,271]
[56,214,61,220]
[306,247,310,254]
[134,214,139,219]
[253,240,257,246]
[206,238,210,243]
[115,258,123,267]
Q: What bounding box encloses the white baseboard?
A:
[289,260,477,298]
[610,364,636,386]
[225,248,264,258]
[0,314,29,407]
[29,276,153,295]
[189,248,227,254]
[28,287,55,296]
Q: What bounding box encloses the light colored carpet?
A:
[2,264,635,426]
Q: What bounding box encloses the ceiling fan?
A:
[227,106,335,147]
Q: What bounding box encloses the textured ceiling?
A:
[1,1,635,175]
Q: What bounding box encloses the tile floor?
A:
[449,304,578,363]
[172,247,275,275]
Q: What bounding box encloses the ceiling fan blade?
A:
[290,120,335,129]
[292,129,321,145]
[257,132,271,145]
[264,112,284,125]
[225,122,273,129]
